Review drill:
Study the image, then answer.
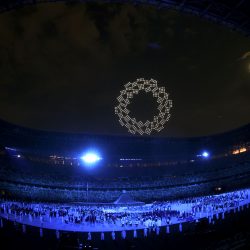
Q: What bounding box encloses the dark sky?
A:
[0,3,249,137]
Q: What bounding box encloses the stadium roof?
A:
[0,1,250,36]
[0,118,249,158]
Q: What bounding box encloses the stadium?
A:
[0,118,250,249]
[0,118,250,203]
[0,1,250,250]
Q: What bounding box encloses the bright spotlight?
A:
[202,151,209,158]
[81,152,102,164]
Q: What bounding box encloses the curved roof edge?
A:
[0,118,249,158]
[0,0,249,37]
[0,118,249,141]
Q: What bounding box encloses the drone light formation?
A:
[114,78,173,135]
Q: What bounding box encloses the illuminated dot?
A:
[202,151,209,158]
[81,153,101,164]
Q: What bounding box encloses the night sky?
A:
[0,3,249,137]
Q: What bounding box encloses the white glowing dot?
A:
[81,153,101,164]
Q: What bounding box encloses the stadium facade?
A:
[0,118,249,203]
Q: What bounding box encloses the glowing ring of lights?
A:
[114,78,173,135]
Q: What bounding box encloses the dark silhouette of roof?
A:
[0,1,249,36]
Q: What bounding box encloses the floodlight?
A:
[202,151,209,158]
[81,152,101,164]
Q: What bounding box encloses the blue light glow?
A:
[81,152,102,164]
[202,151,209,158]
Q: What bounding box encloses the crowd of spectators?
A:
[0,154,249,189]
[0,165,250,203]
[0,152,249,202]
[0,189,249,233]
